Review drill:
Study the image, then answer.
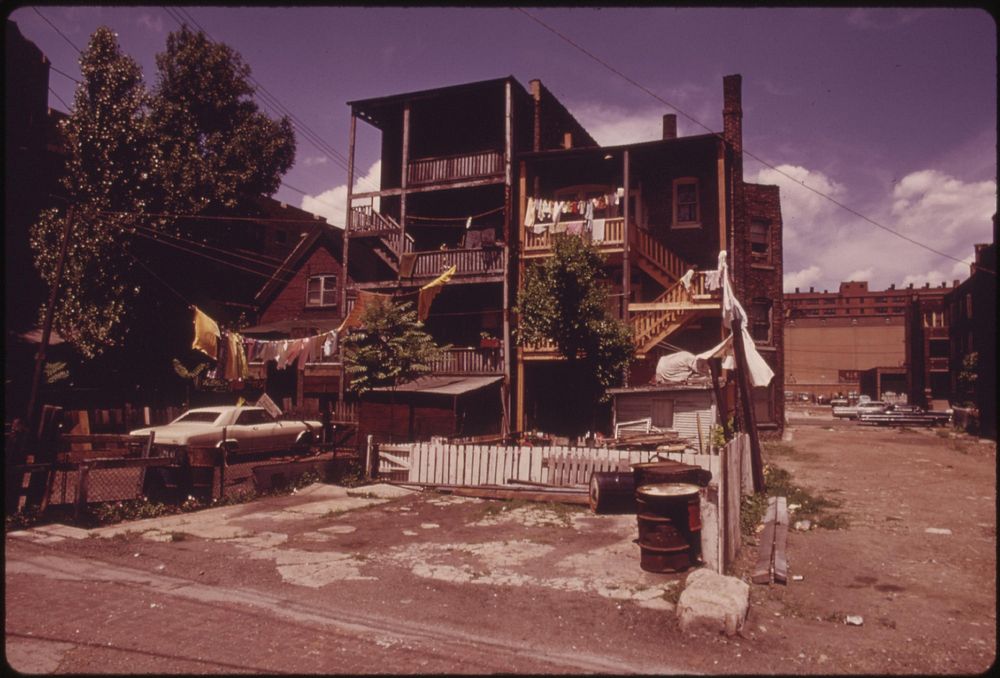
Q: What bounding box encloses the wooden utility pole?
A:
[26,206,74,434]
[730,316,766,493]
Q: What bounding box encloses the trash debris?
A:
[788,503,800,512]
[925,527,952,535]
[155,564,165,572]
[792,574,804,581]
[845,615,864,626]
[794,520,812,531]
[755,523,766,533]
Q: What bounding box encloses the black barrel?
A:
[635,483,702,573]
[589,471,636,514]
[632,460,711,489]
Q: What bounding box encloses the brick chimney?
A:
[662,114,677,140]
[563,132,573,149]
[723,74,743,182]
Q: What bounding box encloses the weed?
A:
[740,464,845,535]
[815,513,850,530]
[661,584,682,605]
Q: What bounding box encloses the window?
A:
[307,275,338,307]
[235,409,271,426]
[651,399,675,428]
[749,219,770,260]
[749,298,772,343]
[672,178,700,227]
[752,384,776,425]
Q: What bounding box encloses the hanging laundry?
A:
[465,216,473,230]
[322,333,336,358]
[566,221,583,236]
[296,336,313,370]
[418,265,456,320]
[552,201,565,228]
[191,306,221,360]
[223,332,248,381]
[524,197,536,230]
[337,290,394,333]
[584,201,594,234]
[591,218,606,242]
[679,269,695,293]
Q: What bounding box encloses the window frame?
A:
[749,298,773,344]
[306,274,338,308]
[671,177,701,229]
[749,218,771,261]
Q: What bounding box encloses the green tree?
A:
[516,235,634,411]
[342,300,444,395]
[29,27,152,357]
[30,25,295,362]
[149,25,295,217]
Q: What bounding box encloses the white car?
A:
[130,406,320,455]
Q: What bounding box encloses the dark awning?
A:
[371,375,502,396]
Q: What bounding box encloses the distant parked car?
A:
[833,400,889,420]
[130,406,320,455]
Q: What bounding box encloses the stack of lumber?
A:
[609,429,683,450]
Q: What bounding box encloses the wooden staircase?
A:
[350,206,414,274]
[631,225,690,288]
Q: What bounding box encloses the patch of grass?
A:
[741,464,846,535]
[935,429,952,439]
[661,584,682,605]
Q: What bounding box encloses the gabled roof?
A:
[253,224,345,311]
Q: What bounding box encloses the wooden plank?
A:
[774,496,790,584]
[447,486,589,505]
[741,435,754,496]
[752,497,778,584]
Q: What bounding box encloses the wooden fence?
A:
[378,433,752,573]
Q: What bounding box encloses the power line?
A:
[515,8,994,276]
[132,224,291,269]
[32,7,81,53]
[47,86,71,111]
[49,64,81,84]
[131,230,289,282]
[96,208,326,225]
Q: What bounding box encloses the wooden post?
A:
[342,111,357,311]
[74,462,90,520]
[731,317,766,493]
[218,439,228,502]
[136,431,155,498]
[365,434,374,480]
[400,101,410,246]
[709,358,731,441]
[27,207,74,433]
[622,151,631,325]
[501,81,513,438]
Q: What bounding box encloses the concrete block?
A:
[676,568,749,636]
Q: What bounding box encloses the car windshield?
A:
[172,411,223,424]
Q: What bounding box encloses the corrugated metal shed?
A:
[371,375,502,396]
[611,384,716,451]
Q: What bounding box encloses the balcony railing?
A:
[409,248,504,279]
[928,357,950,371]
[429,347,504,374]
[407,150,503,186]
[523,217,625,256]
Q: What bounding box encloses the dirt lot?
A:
[5,409,996,674]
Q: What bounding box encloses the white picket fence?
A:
[378,434,752,573]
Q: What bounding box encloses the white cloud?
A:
[136,13,163,33]
[753,164,994,293]
[302,156,329,168]
[300,160,381,228]
[846,9,929,31]
[783,265,822,293]
[845,268,874,282]
[572,103,665,146]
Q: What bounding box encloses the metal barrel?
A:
[588,471,636,514]
[632,460,711,489]
[635,483,702,573]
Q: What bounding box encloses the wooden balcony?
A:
[429,347,504,374]
[408,247,504,282]
[928,357,950,371]
[523,217,625,258]
[407,150,504,187]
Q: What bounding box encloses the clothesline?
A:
[407,205,505,222]
[190,306,338,381]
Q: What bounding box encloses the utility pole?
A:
[26,206,74,436]
[731,315,766,493]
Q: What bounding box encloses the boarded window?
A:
[750,219,770,260]
[651,399,674,428]
[753,384,775,424]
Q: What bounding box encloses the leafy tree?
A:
[516,235,634,409]
[342,300,444,395]
[29,27,152,357]
[30,25,295,367]
[148,26,295,218]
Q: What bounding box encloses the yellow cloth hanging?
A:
[337,290,394,333]
[191,306,221,360]
[417,265,456,320]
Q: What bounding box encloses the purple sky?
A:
[9,6,997,292]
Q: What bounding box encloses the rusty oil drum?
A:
[635,483,702,573]
[632,460,709,489]
[588,471,636,514]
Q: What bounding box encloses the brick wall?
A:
[259,243,344,326]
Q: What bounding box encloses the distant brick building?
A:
[784,280,958,401]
